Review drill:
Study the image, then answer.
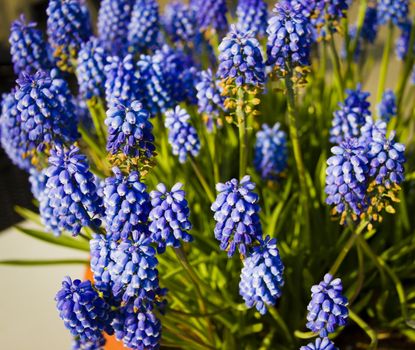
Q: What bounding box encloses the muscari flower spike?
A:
[211,175,263,257]
[149,182,193,253]
[55,277,112,346]
[40,145,103,236]
[105,100,155,162]
[128,0,160,54]
[103,167,151,241]
[193,0,228,34]
[195,69,225,131]
[46,0,92,71]
[72,336,105,350]
[76,37,106,100]
[9,15,52,75]
[306,273,349,337]
[377,0,409,27]
[0,91,32,170]
[395,21,414,60]
[325,138,369,223]
[164,106,200,164]
[15,70,78,153]
[254,123,288,181]
[217,26,265,88]
[97,0,134,56]
[300,337,338,350]
[360,5,379,43]
[236,0,269,38]
[163,1,197,45]
[330,85,371,144]
[112,304,161,350]
[239,236,285,315]
[105,54,140,109]
[377,90,397,123]
[266,1,312,75]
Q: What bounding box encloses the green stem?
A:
[86,98,107,147]
[236,87,248,179]
[329,33,345,100]
[190,158,215,202]
[285,72,310,246]
[377,22,394,103]
[268,307,294,345]
[174,247,216,346]
[210,123,220,185]
[349,310,378,349]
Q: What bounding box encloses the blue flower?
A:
[377,90,397,123]
[378,0,409,27]
[164,106,200,163]
[9,15,52,75]
[254,123,288,181]
[163,1,197,45]
[360,6,379,43]
[15,70,79,152]
[112,305,161,350]
[149,182,193,253]
[29,168,47,200]
[105,100,155,160]
[211,175,263,257]
[300,337,338,350]
[306,274,349,337]
[97,0,134,55]
[217,26,265,87]
[0,91,32,170]
[236,0,268,38]
[72,336,105,350]
[128,0,160,54]
[105,54,140,108]
[103,167,151,241]
[40,145,103,236]
[46,0,92,71]
[193,0,228,34]
[325,139,369,222]
[330,85,371,144]
[195,69,225,131]
[239,236,284,315]
[266,2,312,73]
[76,38,106,100]
[395,21,414,60]
[55,277,112,345]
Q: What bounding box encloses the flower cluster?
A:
[300,337,338,350]
[165,106,200,163]
[164,1,197,45]
[395,22,414,60]
[193,0,228,34]
[378,90,397,122]
[306,274,349,337]
[377,0,409,26]
[236,0,268,38]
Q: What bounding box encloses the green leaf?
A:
[15,206,42,225]
[15,226,90,252]
[0,259,88,266]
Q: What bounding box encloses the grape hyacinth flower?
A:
[15,70,78,152]
[90,234,115,297]
[217,27,265,88]
[55,277,112,345]
[29,168,47,200]
[149,182,193,253]
[300,337,338,350]
[211,176,263,257]
[105,100,155,160]
[105,54,140,108]
[377,90,397,122]
[266,2,312,75]
[163,1,197,45]
[40,145,103,236]
[9,15,52,75]
[330,85,371,144]
[97,0,134,55]
[164,106,200,164]
[0,91,32,170]
[195,69,225,131]
[395,22,414,60]
[377,0,409,26]
[112,305,161,350]
[46,0,92,71]
[128,0,160,54]
[72,336,105,350]
[306,274,349,337]
[325,139,369,223]
[254,123,288,181]
[360,6,379,43]
[193,0,228,34]
[103,167,151,241]
[239,236,285,315]
[76,38,106,100]
[236,0,268,38]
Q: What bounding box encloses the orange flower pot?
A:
[84,268,125,350]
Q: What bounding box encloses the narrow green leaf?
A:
[15,206,42,225]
